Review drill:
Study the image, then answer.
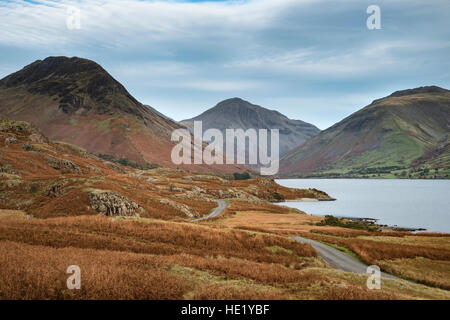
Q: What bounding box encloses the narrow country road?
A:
[191,200,229,222]
[292,236,401,280]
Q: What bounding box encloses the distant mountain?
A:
[180,98,320,157]
[0,56,247,173]
[280,86,450,177]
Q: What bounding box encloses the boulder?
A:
[46,155,82,174]
[5,136,18,145]
[88,189,142,217]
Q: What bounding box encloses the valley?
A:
[0,116,449,299]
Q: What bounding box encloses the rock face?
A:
[88,189,142,217]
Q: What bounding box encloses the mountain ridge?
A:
[181,97,320,157]
[280,86,450,177]
[0,56,248,174]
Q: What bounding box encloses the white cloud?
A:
[172,79,262,91]
[0,0,449,129]
[0,0,313,48]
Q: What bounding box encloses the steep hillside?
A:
[181,98,320,157]
[0,57,244,173]
[0,116,330,218]
[280,86,450,177]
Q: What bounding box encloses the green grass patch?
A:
[318,240,363,263]
[265,246,293,255]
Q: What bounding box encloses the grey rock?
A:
[5,136,18,145]
[88,189,142,217]
[46,155,82,174]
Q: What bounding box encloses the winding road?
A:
[190,199,402,280]
[292,236,401,280]
[191,200,229,222]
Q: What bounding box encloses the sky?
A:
[0,0,449,129]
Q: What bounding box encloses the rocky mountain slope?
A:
[0,57,245,173]
[280,86,450,177]
[0,116,331,218]
[181,98,320,157]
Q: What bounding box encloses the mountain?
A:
[180,98,320,157]
[0,116,324,219]
[0,56,246,173]
[280,86,450,177]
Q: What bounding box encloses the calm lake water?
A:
[275,179,450,233]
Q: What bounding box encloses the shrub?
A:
[233,172,251,180]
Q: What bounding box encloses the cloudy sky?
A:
[0,0,449,129]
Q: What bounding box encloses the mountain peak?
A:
[0,56,105,87]
[215,97,252,108]
[0,56,141,116]
[0,57,252,174]
[220,97,247,103]
[281,85,450,175]
[181,98,320,156]
[388,86,448,98]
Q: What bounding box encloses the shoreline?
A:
[341,216,427,232]
[276,203,430,233]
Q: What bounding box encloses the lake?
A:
[275,179,450,233]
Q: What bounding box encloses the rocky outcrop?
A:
[103,161,125,173]
[0,118,48,143]
[159,198,198,218]
[22,143,34,151]
[209,188,264,204]
[0,164,18,174]
[46,180,68,197]
[88,189,143,217]
[45,155,82,174]
[5,136,18,145]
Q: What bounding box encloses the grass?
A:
[1,119,450,299]
[377,257,450,290]
[317,240,363,262]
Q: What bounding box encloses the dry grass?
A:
[0,241,188,300]
[298,232,450,263]
[0,215,316,265]
[360,235,450,250]
[377,257,450,290]
[192,284,291,300]
[320,285,397,300]
[1,214,449,299]
[310,228,371,237]
[2,121,450,300]
[211,210,323,234]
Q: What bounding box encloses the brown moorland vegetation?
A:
[208,207,450,290]
[1,118,450,299]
